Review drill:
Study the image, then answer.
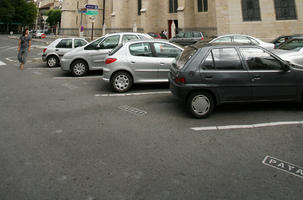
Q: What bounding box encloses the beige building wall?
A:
[218,0,303,41]
[60,0,303,41]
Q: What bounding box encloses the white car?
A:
[210,34,274,49]
[42,38,88,67]
[32,30,46,38]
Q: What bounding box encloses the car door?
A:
[128,42,158,81]
[86,35,120,69]
[200,47,251,102]
[55,39,73,58]
[152,42,183,80]
[240,47,297,101]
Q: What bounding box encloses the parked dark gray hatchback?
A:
[169,43,303,118]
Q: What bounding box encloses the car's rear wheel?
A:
[111,71,133,93]
[46,56,59,68]
[187,91,214,119]
[71,60,88,77]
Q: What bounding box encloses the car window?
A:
[74,39,87,48]
[129,42,153,57]
[201,52,215,70]
[153,43,182,58]
[122,34,139,43]
[240,48,283,70]
[176,32,185,38]
[185,32,193,38]
[84,37,105,50]
[56,39,73,48]
[193,32,201,38]
[278,39,303,51]
[99,35,120,49]
[138,34,150,39]
[212,48,244,70]
[233,36,251,44]
[213,36,232,43]
[249,38,259,45]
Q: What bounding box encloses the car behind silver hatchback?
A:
[102,39,183,92]
[42,38,88,67]
[61,32,153,77]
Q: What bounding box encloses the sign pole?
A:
[91,21,94,41]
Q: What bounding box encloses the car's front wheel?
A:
[46,56,59,68]
[187,91,214,119]
[111,71,133,93]
[71,60,88,77]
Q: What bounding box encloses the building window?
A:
[198,0,208,12]
[274,0,297,20]
[169,0,178,13]
[138,0,142,15]
[241,0,261,21]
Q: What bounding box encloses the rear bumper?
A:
[168,73,189,100]
[42,55,47,62]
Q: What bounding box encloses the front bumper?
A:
[60,58,73,71]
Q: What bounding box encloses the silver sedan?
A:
[210,34,274,49]
[102,39,183,92]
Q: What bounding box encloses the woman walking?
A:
[18,28,31,70]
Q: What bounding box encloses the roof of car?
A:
[192,42,258,49]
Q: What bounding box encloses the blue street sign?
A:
[85,4,98,9]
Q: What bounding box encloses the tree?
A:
[46,9,61,26]
[0,0,15,23]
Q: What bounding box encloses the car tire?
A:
[111,71,133,93]
[71,60,88,77]
[46,56,59,68]
[187,91,214,119]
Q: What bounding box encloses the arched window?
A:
[169,0,178,13]
[241,0,261,21]
[274,0,297,20]
[198,0,208,12]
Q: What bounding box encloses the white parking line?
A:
[95,91,171,97]
[0,46,10,49]
[53,76,101,80]
[191,121,303,131]
[0,60,7,66]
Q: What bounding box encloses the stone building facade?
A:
[60,0,303,41]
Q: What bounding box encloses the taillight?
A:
[105,58,117,64]
[201,37,204,40]
[175,77,185,84]
[43,48,47,53]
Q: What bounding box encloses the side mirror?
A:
[283,63,291,71]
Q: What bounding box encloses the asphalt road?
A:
[0,34,303,200]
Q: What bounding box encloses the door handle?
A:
[204,75,213,80]
[252,75,261,82]
[130,61,136,64]
[55,49,59,51]
[160,62,165,66]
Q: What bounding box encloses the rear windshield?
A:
[176,46,198,69]
[109,44,123,56]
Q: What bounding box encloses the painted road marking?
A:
[0,46,10,49]
[62,83,78,90]
[0,60,7,66]
[33,71,42,75]
[26,67,61,70]
[191,121,303,131]
[119,105,147,116]
[95,91,171,97]
[54,76,101,80]
[6,57,17,63]
[262,156,303,179]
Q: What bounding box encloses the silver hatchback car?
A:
[42,38,88,67]
[102,39,183,92]
[61,32,152,77]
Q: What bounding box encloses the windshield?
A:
[109,44,123,56]
[278,39,303,51]
[176,46,198,69]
